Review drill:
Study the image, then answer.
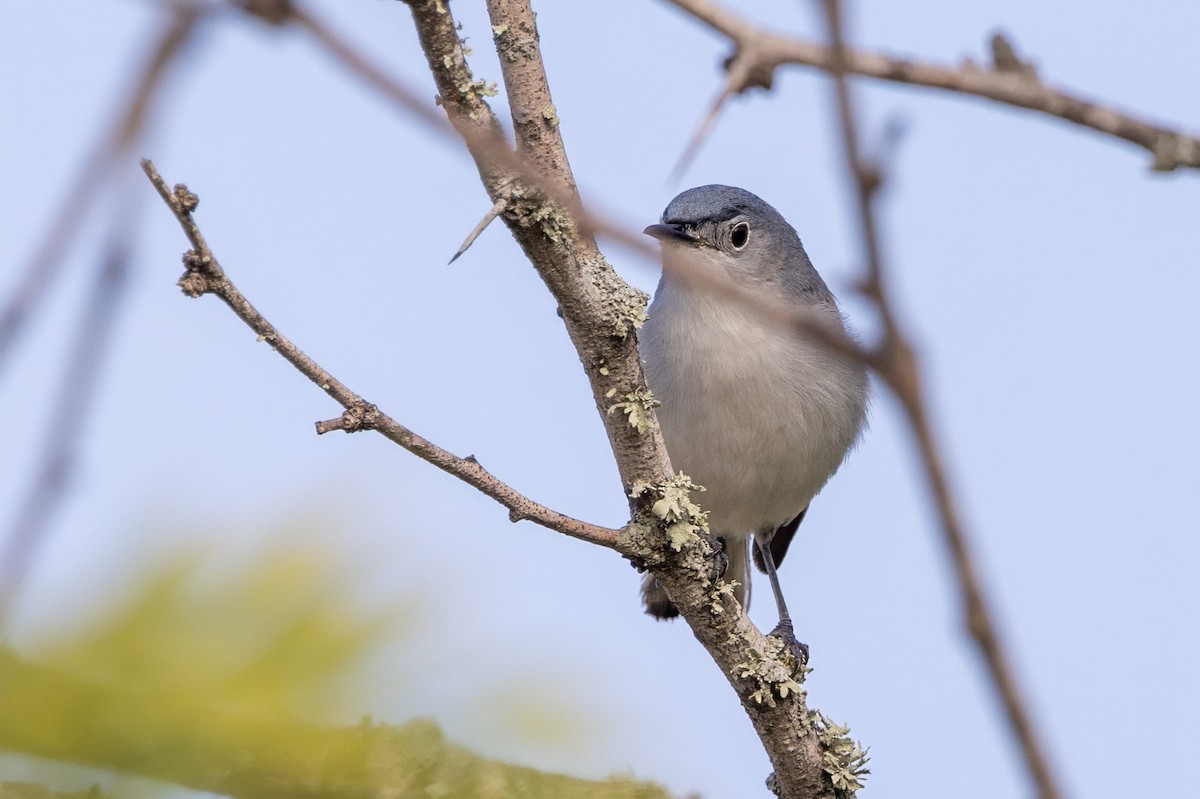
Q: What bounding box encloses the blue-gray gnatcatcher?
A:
[639,184,868,656]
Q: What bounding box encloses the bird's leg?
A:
[754,532,809,667]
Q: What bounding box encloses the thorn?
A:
[448,199,506,264]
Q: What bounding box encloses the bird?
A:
[639,184,868,657]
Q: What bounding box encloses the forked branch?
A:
[140,158,620,549]
[665,0,1200,172]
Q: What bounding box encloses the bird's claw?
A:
[700,533,728,585]
[768,618,810,670]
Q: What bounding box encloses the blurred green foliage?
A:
[0,784,113,799]
[0,545,673,798]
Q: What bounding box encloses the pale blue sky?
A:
[3,1,1199,798]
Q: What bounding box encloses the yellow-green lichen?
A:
[708,579,740,616]
[735,630,806,707]
[457,77,498,99]
[606,387,659,435]
[630,474,708,552]
[808,710,870,797]
[506,194,573,243]
[581,254,648,338]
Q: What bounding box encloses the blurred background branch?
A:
[664,0,1200,172]
[815,1,1063,795]
[2,1,1197,797]
[0,6,201,378]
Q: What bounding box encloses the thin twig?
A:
[664,0,1200,171]
[140,159,620,549]
[816,2,1064,797]
[0,6,201,381]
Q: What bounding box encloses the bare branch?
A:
[665,0,1200,171]
[816,2,1064,797]
[140,159,621,550]
[0,6,201,381]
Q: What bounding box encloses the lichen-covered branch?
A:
[396,2,862,796]
[399,0,670,492]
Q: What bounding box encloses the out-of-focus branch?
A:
[663,0,1200,172]
[0,6,201,380]
[140,159,620,549]
[816,2,1064,798]
[0,206,136,624]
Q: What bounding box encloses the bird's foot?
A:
[768,618,809,670]
[700,532,728,585]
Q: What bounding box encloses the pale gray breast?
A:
[642,279,867,536]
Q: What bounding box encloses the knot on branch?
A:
[722,48,776,93]
[989,31,1038,80]
[1151,131,1200,172]
[856,160,884,197]
[315,402,379,435]
[171,183,199,212]
[236,0,293,25]
[178,249,220,297]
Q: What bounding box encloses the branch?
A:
[664,0,1200,172]
[140,159,620,549]
[147,4,878,794]
[399,2,861,796]
[816,2,1063,797]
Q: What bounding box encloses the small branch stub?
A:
[178,250,217,297]
[315,402,378,435]
[172,183,199,212]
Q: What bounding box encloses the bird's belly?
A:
[645,303,863,537]
[658,378,836,536]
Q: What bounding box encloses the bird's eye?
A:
[729,221,750,250]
